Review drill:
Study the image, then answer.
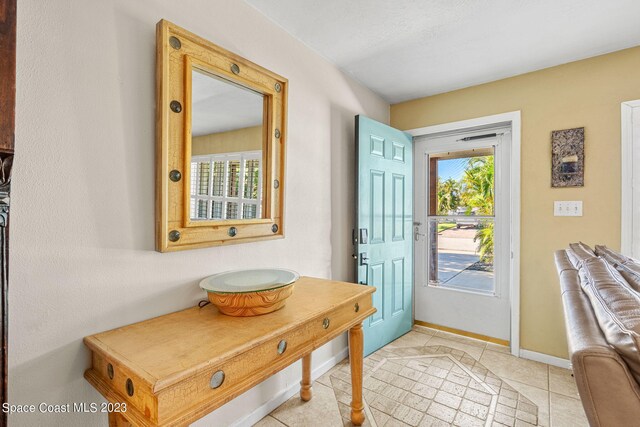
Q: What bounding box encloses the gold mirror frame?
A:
[156,20,287,252]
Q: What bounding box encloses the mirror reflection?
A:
[190,68,265,221]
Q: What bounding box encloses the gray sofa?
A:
[555,243,640,427]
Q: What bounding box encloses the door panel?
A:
[392,174,405,240]
[392,257,405,314]
[370,170,385,243]
[356,115,413,356]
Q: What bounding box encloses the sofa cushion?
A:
[595,245,640,292]
[571,241,596,255]
[578,257,640,383]
[566,242,596,268]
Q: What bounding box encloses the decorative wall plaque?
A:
[551,127,584,187]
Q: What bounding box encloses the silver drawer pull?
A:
[210,370,225,389]
[277,339,287,354]
[322,318,330,329]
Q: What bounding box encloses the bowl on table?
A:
[199,268,299,317]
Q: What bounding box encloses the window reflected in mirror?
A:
[189,68,265,221]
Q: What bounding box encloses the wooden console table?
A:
[83,277,375,426]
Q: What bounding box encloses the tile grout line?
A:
[423,333,434,346]
[548,388,553,427]
[269,414,292,427]
[543,365,552,426]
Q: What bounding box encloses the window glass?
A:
[226,202,238,219]
[211,201,223,220]
[227,161,240,198]
[190,152,262,221]
[197,162,210,196]
[212,161,224,197]
[244,159,260,199]
[243,204,257,219]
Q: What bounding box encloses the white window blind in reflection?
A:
[190,150,262,220]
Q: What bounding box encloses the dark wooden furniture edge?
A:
[0,1,16,425]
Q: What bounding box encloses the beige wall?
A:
[12,1,388,426]
[392,46,640,358]
[192,125,262,155]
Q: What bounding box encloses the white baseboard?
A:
[229,347,350,427]
[519,349,571,369]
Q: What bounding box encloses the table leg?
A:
[300,353,312,401]
[349,323,365,425]
[108,411,133,427]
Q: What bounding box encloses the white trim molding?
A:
[621,100,640,257]
[519,349,571,370]
[406,111,522,357]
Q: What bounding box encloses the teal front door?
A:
[356,115,413,356]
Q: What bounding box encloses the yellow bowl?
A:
[207,283,294,317]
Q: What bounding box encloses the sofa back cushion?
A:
[579,257,640,383]
[595,245,640,292]
[566,242,596,268]
[571,241,596,256]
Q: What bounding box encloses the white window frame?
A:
[190,150,263,220]
[407,111,521,357]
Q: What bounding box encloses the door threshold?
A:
[414,320,509,346]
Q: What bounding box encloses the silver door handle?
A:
[359,252,369,266]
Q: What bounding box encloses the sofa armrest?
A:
[556,250,640,426]
[571,350,640,426]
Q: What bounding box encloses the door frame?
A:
[405,111,521,356]
[621,99,640,257]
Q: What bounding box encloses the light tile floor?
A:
[254,326,588,427]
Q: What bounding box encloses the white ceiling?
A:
[245,0,640,103]
[191,69,263,136]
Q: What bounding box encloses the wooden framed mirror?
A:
[156,20,287,252]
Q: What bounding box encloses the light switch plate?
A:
[554,201,583,217]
